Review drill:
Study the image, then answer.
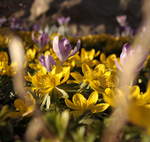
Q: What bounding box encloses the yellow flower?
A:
[73,48,99,67]
[65,91,109,117]
[25,66,70,96]
[70,63,115,93]
[104,83,150,107]
[26,48,36,61]
[104,83,150,133]
[0,51,13,75]
[100,53,117,70]
[8,93,35,118]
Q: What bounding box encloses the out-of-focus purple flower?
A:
[32,24,40,32]
[39,55,56,72]
[10,18,23,30]
[53,36,80,62]
[32,32,49,48]
[115,43,147,72]
[116,15,134,36]
[57,17,70,25]
[116,15,127,27]
[0,17,7,26]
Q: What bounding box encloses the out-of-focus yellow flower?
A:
[65,91,109,117]
[70,63,115,93]
[26,48,36,61]
[104,83,150,133]
[8,93,35,118]
[100,53,117,70]
[0,51,13,75]
[104,83,150,107]
[25,66,70,96]
[73,48,99,67]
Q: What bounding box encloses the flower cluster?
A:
[0,29,150,142]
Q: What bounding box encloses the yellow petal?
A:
[65,99,78,110]
[87,91,98,105]
[88,49,95,60]
[143,81,150,102]
[130,86,141,99]
[90,103,109,113]
[60,66,70,84]
[100,53,106,63]
[71,72,83,83]
[72,93,87,109]
[103,88,115,106]
[128,103,150,132]
[94,64,105,74]
[82,64,91,76]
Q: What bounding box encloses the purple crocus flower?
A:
[57,17,70,25]
[32,32,49,48]
[39,55,56,72]
[53,36,80,62]
[115,43,147,72]
[116,15,127,27]
[0,17,7,26]
[116,15,134,36]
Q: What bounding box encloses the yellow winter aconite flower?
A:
[0,51,12,75]
[104,83,150,133]
[65,91,109,117]
[71,63,115,93]
[8,93,35,118]
[73,48,99,67]
[100,53,117,70]
[104,84,150,107]
[26,48,36,61]
[25,66,70,95]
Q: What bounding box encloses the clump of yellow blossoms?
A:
[65,91,109,117]
[26,66,70,95]
[104,82,150,133]
[70,63,116,93]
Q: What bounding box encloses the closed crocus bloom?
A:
[115,43,147,72]
[39,54,56,72]
[53,36,80,62]
[32,32,49,48]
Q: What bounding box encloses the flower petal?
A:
[90,103,109,113]
[72,93,87,109]
[82,64,91,76]
[87,91,98,105]
[53,36,63,61]
[65,99,77,110]
[71,72,83,83]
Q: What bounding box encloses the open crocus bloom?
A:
[53,36,80,62]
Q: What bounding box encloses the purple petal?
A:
[39,55,56,72]
[53,36,64,61]
[53,36,72,62]
[69,40,81,57]
[32,32,49,48]
[60,38,72,59]
[120,43,130,65]
[57,17,70,25]
[0,17,6,26]
[116,15,127,27]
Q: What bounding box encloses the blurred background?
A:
[0,0,142,35]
